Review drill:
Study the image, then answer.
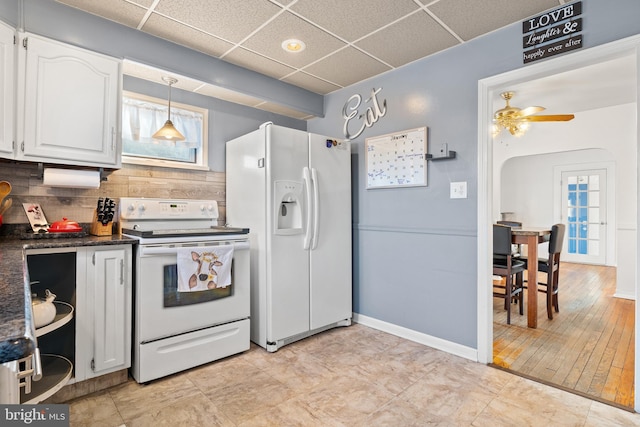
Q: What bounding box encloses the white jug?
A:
[32,289,56,328]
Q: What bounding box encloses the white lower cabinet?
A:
[76,245,132,380]
[15,244,132,404]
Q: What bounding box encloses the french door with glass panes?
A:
[561,169,607,264]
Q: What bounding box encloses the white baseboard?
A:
[614,292,636,300]
[352,313,478,361]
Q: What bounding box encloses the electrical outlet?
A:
[450,181,467,199]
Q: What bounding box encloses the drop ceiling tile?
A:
[356,11,459,68]
[426,0,560,41]
[55,0,148,28]
[291,0,419,42]
[282,71,342,95]
[143,13,234,57]
[223,47,296,80]
[242,11,347,69]
[154,0,281,43]
[304,47,391,88]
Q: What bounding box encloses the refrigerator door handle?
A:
[303,167,313,249]
[311,167,320,250]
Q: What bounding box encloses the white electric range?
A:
[120,197,250,383]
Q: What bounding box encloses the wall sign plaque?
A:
[342,87,387,140]
[522,1,582,64]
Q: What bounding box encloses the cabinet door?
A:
[89,247,131,375]
[19,34,121,167]
[0,21,14,157]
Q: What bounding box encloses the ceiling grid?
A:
[57,0,624,120]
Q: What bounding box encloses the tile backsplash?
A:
[0,160,226,227]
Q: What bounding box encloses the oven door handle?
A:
[138,241,250,256]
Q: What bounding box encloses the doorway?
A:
[561,168,608,265]
[477,35,640,411]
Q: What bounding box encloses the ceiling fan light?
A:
[510,123,529,137]
[493,91,573,138]
[152,120,185,141]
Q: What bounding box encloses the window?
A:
[122,91,208,169]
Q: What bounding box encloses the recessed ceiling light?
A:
[281,39,305,53]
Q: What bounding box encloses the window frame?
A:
[121,90,209,170]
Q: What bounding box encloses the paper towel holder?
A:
[37,163,108,187]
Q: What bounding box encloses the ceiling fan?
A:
[493,91,575,137]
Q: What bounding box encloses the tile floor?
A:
[67,323,640,426]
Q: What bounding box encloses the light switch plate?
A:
[450,181,467,199]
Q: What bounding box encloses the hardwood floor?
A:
[493,262,635,409]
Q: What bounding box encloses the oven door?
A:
[134,239,250,343]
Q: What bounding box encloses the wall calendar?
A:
[365,126,427,189]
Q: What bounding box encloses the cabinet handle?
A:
[32,348,42,381]
[120,259,124,285]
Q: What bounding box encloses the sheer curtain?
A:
[122,97,203,149]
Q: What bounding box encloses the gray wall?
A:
[307,0,640,348]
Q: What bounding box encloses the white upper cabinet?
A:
[0,21,14,157]
[16,33,121,167]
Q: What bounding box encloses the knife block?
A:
[90,209,113,236]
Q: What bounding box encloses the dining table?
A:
[512,227,552,328]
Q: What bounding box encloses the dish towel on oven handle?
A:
[176,245,234,292]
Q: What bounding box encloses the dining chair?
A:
[526,223,566,320]
[497,220,523,256]
[493,224,526,324]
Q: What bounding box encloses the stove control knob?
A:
[207,204,214,212]
[138,204,146,212]
[127,204,135,212]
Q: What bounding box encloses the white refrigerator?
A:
[226,122,352,352]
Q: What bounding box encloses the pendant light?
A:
[152,76,185,141]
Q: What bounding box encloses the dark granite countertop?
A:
[0,228,137,364]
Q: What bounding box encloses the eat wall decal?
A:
[342,87,387,140]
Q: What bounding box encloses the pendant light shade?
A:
[152,76,185,141]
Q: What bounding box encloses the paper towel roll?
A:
[43,168,101,189]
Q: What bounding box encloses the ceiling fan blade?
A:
[515,105,545,118]
[520,114,575,122]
